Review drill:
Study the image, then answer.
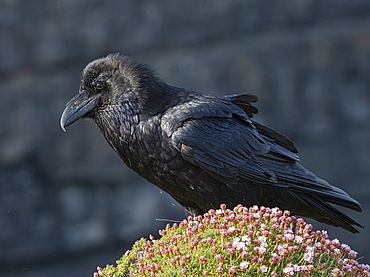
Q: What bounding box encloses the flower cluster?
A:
[94,204,368,276]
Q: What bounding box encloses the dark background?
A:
[2,1,370,276]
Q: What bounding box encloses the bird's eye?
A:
[96,81,105,90]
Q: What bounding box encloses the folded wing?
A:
[162,93,362,233]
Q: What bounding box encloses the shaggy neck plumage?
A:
[94,99,140,153]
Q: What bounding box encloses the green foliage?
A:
[94,204,369,276]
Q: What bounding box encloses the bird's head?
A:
[60,54,172,132]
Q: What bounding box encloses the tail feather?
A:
[297,193,363,234]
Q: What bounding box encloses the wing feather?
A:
[161,94,361,215]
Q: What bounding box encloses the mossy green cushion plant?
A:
[94,204,369,276]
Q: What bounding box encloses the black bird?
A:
[60,54,362,233]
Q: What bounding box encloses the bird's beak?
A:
[60,91,100,132]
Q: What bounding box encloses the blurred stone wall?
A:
[1,0,370,276]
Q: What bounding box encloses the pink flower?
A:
[228,226,236,235]
[348,250,358,259]
[232,238,247,251]
[270,253,278,262]
[257,236,268,247]
[332,268,342,276]
[295,236,303,244]
[333,248,341,257]
[283,265,294,276]
[240,261,249,270]
[307,264,314,271]
[215,254,224,261]
[241,235,251,245]
[215,209,224,215]
[331,238,340,248]
[256,246,267,255]
[215,266,224,274]
[303,246,314,263]
[227,248,235,255]
[228,266,237,274]
[260,265,268,273]
[253,213,260,219]
[292,264,300,272]
[341,244,351,253]
[241,251,249,259]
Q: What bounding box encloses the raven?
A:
[61,54,362,233]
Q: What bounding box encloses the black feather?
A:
[61,54,363,233]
